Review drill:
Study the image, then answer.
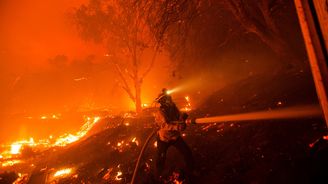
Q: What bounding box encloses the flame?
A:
[54,116,100,146]
[1,116,101,159]
[53,168,73,178]
[180,96,192,112]
[2,159,22,167]
[10,138,35,154]
[10,144,22,155]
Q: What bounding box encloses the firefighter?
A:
[154,88,194,179]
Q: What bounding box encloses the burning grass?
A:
[1,113,325,184]
[1,73,326,183]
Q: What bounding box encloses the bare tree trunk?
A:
[134,79,142,113]
[221,0,304,71]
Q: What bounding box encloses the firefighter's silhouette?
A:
[154,88,194,178]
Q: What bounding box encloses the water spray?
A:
[191,105,322,124]
[131,87,323,184]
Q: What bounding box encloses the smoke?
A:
[0,0,316,143]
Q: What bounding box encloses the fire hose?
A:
[130,129,157,184]
[130,105,321,183]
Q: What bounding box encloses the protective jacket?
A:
[155,105,185,142]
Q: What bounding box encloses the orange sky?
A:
[0,0,176,142]
[0,0,104,67]
[0,0,175,114]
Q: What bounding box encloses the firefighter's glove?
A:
[178,122,187,131]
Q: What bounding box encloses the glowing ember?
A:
[181,107,192,112]
[132,137,139,146]
[123,112,135,118]
[117,141,124,147]
[54,168,73,178]
[74,77,87,81]
[102,168,113,180]
[154,141,157,148]
[1,159,22,167]
[181,96,192,112]
[323,135,328,140]
[13,173,29,184]
[115,171,123,181]
[185,96,190,101]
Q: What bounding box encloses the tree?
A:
[73,0,163,113]
[148,0,304,71]
[219,0,301,67]
[150,0,200,71]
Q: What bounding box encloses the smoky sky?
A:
[0,0,311,142]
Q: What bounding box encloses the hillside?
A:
[197,71,318,116]
[1,71,327,184]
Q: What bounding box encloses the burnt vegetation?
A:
[1,0,327,184]
[72,0,308,113]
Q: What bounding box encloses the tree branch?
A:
[114,63,135,102]
[141,45,159,80]
[258,0,279,35]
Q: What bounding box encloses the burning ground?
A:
[1,71,327,184]
[1,0,327,183]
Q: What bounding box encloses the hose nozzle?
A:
[186,118,197,124]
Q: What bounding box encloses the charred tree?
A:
[219,0,304,70]
[73,0,165,113]
[146,0,305,72]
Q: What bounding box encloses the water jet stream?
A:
[195,105,322,124]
